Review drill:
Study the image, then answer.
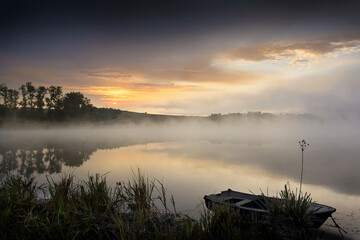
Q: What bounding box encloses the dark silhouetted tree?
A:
[0,84,19,118]
[19,84,27,109]
[7,89,19,109]
[62,92,93,120]
[46,86,63,110]
[0,83,8,107]
[46,85,63,120]
[18,82,36,118]
[26,82,36,109]
[36,86,47,110]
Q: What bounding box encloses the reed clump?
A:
[196,202,266,240]
[0,170,183,240]
[0,173,39,239]
[264,184,315,239]
[0,171,318,240]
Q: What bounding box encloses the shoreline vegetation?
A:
[1,170,328,240]
[0,82,313,127]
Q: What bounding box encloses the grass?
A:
[0,171,320,240]
[197,202,266,240]
[0,170,184,240]
[264,184,316,239]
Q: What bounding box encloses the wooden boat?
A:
[204,189,336,228]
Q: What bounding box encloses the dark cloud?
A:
[1,0,359,66]
[2,0,360,37]
[2,0,360,67]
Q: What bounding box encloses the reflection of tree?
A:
[44,147,62,174]
[0,143,96,177]
[19,150,36,178]
[60,147,92,167]
[34,148,46,174]
[0,149,18,172]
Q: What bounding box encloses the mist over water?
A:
[1,117,360,237]
[1,118,360,195]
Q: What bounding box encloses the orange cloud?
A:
[73,83,203,107]
[81,58,261,87]
[134,61,260,85]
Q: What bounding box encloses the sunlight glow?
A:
[81,84,202,108]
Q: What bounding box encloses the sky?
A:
[1,0,360,117]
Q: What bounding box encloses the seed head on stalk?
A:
[299,140,309,194]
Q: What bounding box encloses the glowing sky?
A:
[1,0,360,116]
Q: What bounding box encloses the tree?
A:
[35,86,47,110]
[62,92,93,120]
[19,84,27,109]
[0,83,8,107]
[7,89,19,109]
[45,86,63,120]
[26,82,36,109]
[46,86,63,110]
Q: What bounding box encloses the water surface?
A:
[1,120,360,238]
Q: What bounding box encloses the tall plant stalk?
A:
[299,140,309,194]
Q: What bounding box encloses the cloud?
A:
[225,38,360,65]
[226,42,331,62]
[138,58,360,117]
[143,67,258,84]
[86,72,133,80]
[288,59,309,66]
[69,81,205,108]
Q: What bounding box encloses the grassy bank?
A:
[0,170,318,240]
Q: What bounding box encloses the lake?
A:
[1,119,360,238]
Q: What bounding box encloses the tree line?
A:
[0,82,93,121]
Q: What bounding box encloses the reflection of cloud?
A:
[139,128,360,197]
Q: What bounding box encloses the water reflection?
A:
[142,140,360,197]
[1,122,360,197]
[0,145,96,177]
